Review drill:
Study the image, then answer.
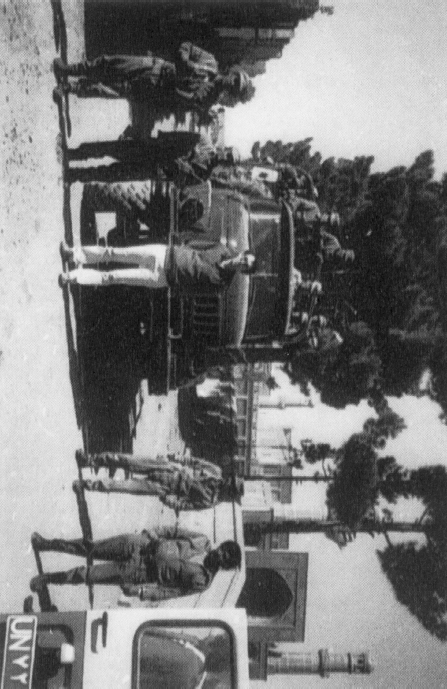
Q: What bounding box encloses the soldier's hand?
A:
[121,584,139,597]
[163,495,179,511]
[310,281,323,295]
[344,249,355,263]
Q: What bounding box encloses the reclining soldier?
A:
[59,241,256,291]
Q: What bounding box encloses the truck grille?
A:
[191,294,221,345]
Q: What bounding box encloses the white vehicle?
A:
[0,607,249,689]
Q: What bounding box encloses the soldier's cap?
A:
[229,67,253,98]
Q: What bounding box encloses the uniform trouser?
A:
[80,450,180,473]
[85,476,170,496]
[80,451,221,480]
[40,534,151,585]
[69,55,168,83]
[67,244,168,288]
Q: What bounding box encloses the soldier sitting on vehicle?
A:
[287,270,323,337]
[59,240,256,292]
[304,314,344,353]
[172,132,241,187]
[53,43,254,123]
[276,164,318,202]
[292,203,355,273]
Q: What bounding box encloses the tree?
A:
[363,405,407,448]
[377,541,447,641]
[327,434,378,528]
[300,439,336,476]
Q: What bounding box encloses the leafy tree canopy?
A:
[252,139,447,413]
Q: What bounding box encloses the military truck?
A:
[76,176,296,396]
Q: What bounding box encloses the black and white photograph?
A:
[1,1,447,687]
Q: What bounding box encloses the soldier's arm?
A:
[177,42,218,72]
[121,584,142,597]
[147,525,208,541]
[141,585,184,601]
[161,494,197,512]
[121,583,183,601]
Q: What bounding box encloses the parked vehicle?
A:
[0,607,249,688]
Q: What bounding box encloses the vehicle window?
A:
[205,192,249,250]
[133,622,236,689]
[243,276,278,339]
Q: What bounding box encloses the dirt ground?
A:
[0,0,183,612]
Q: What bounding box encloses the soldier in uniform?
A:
[73,449,243,514]
[59,241,256,292]
[30,528,241,601]
[53,42,253,120]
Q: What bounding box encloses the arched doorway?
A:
[238,567,293,618]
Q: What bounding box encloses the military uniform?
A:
[31,527,213,600]
[57,43,221,116]
[63,242,241,292]
[78,450,224,512]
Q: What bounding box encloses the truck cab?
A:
[0,608,249,688]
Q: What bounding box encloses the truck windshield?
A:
[205,191,249,251]
[133,622,236,689]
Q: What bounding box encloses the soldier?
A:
[319,214,355,265]
[276,164,318,202]
[73,449,243,514]
[305,315,344,352]
[30,528,241,601]
[293,205,355,271]
[53,43,253,120]
[59,241,256,292]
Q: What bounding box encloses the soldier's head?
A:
[204,540,242,573]
[222,68,255,103]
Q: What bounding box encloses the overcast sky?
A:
[225,0,447,178]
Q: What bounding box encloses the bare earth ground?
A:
[0,0,182,612]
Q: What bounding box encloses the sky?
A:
[229,4,447,682]
[225,0,447,178]
[251,367,447,688]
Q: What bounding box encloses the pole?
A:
[244,475,331,482]
[256,518,430,535]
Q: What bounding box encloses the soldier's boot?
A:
[31,571,81,590]
[60,240,74,263]
[31,531,89,557]
[75,450,101,474]
[73,479,105,492]
[53,58,87,80]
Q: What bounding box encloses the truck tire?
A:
[80,180,171,245]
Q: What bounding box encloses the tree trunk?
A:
[257,518,430,535]
[244,475,332,483]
